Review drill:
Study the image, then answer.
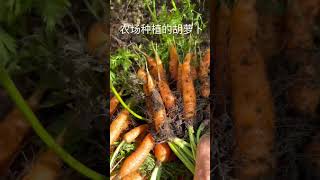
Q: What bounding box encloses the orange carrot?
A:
[22,132,64,180]
[153,49,176,109]
[199,49,210,98]
[137,68,153,115]
[110,95,120,117]
[123,171,144,180]
[0,89,44,174]
[169,44,179,81]
[119,133,155,178]
[229,1,275,179]
[123,124,149,143]
[87,22,108,56]
[110,109,130,146]
[141,52,158,79]
[181,53,197,119]
[154,143,171,163]
[190,66,198,80]
[146,72,167,132]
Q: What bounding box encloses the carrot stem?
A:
[172,139,193,160]
[168,142,195,174]
[196,123,205,144]
[188,126,197,160]
[110,140,125,172]
[110,81,146,120]
[150,164,161,180]
[0,66,106,180]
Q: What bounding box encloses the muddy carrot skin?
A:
[199,49,210,98]
[110,109,130,146]
[110,95,120,117]
[229,0,275,179]
[0,90,44,174]
[169,45,179,81]
[181,53,197,119]
[119,133,155,178]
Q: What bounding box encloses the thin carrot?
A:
[110,108,130,146]
[137,68,153,115]
[123,124,149,143]
[153,48,176,109]
[110,95,120,117]
[146,72,167,131]
[140,51,158,79]
[110,124,149,170]
[181,53,197,119]
[199,49,210,98]
[169,44,179,81]
[22,131,65,180]
[0,89,44,174]
[119,133,155,178]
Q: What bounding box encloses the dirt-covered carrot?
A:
[0,89,44,174]
[213,1,231,115]
[229,0,275,179]
[110,109,130,146]
[181,53,197,119]
[169,44,179,81]
[123,171,144,180]
[146,72,166,131]
[140,51,158,80]
[22,132,65,180]
[285,0,320,115]
[118,133,155,178]
[153,48,176,110]
[199,49,210,98]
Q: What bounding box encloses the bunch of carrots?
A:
[109,44,210,179]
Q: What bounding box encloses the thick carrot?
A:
[169,44,179,81]
[181,53,197,119]
[0,89,44,174]
[110,109,130,146]
[22,132,65,180]
[119,133,155,178]
[123,171,144,180]
[229,1,275,179]
[199,49,210,98]
[213,1,231,115]
[154,143,171,163]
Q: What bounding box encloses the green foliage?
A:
[0,28,16,68]
[0,0,70,31]
[139,154,156,176]
[144,0,206,64]
[161,162,193,180]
